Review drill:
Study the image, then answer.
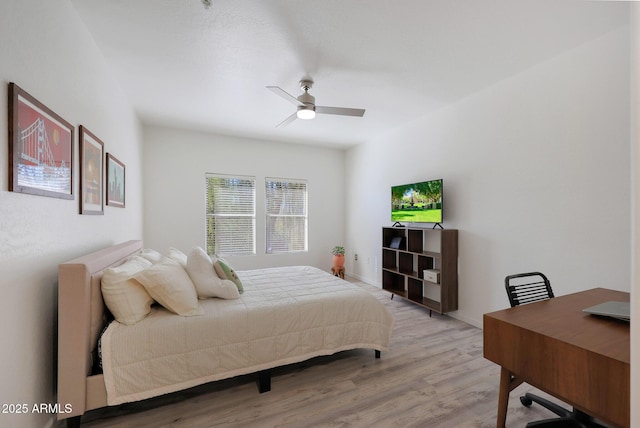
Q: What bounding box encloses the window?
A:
[206,174,255,256]
[265,178,308,254]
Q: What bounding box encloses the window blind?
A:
[205,174,256,256]
[265,178,308,254]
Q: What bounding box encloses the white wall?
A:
[142,125,345,271]
[0,1,143,427]
[346,24,631,327]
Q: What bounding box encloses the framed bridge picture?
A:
[8,82,74,199]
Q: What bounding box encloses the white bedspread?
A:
[101,266,394,405]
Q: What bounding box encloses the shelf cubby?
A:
[398,252,415,275]
[382,248,397,270]
[382,270,406,297]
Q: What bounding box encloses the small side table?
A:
[331,266,345,279]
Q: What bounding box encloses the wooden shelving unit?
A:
[382,226,458,315]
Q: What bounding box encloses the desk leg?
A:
[497,367,523,428]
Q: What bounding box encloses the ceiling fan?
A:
[266,79,366,128]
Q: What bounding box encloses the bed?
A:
[57,240,394,427]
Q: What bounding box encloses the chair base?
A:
[526,417,584,428]
[522,393,608,428]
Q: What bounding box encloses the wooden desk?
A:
[483,288,630,428]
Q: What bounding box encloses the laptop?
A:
[582,301,630,322]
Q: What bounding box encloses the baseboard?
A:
[346,272,381,288]
[446,311,482,329]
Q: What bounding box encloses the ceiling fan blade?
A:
[266,86,303,106]
[316,106,365,117]
[275,112,298,128]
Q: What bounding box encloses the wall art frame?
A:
[79,126,104,214]
[8,82,74,199]
[106,153,125,208]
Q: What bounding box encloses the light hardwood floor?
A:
[77,278,567,428]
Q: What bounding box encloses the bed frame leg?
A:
[375,350,381,359]
[258,369,271,393]
[66,416,81,428]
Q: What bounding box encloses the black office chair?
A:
[505,272,607,428]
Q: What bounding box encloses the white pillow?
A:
[139,248,163,264]
[135,257,202,316]
[101,255,154,325]
[185,247,240,300]
[167,247,187,267]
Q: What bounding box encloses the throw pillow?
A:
[135,257,202,316]
[214,258,243,294]
[139,248,163,264]
[167,247,188,267]
[185,247,240,300]
[101,255,154,325]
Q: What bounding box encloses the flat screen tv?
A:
[391,179,443,224]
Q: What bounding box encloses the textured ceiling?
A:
[70,0,627,148]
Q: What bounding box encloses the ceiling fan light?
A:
[297,107,316,120]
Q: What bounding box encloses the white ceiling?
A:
[69,0,627,148]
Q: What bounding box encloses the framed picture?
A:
[79,126,104,214]
[8,82,74,199]
[106,153,125,208]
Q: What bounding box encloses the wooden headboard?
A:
[57,240,142,422]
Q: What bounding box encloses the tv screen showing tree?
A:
[391,179,442,223]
